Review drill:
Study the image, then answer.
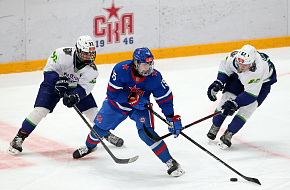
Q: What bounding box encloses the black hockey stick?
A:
[144,104,221,141]
[144,105,261,185]
[180,131,261,185]
[70,101,139,164]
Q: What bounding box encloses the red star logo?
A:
[129,85,140,93]
[122,64,129,70]
[103,0,123,20]
[97,115,102,123]
[151,71,157,76]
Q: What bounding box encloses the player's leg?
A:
[130,107,184,177]
[77,94,124,147]
[218,101,258,149]
[207,92,237,140]
[207,74,243,141]
[218,85,271,149]
[8,84,59,155]
[73,100,127,158]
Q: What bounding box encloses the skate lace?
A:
[12,136,23,147]
[224,131,233,141]
[78,146,89,155]
[166,159,175,168]
[209,125,219,135]
[106,133,119,144]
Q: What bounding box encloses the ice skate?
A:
[217,129,234,149]
[207,124,220,140]
[166,158,185,177]
[104,131,124,147]
[73,146,97,159]
[7,131,28,155]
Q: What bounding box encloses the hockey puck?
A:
[230,178,238,182]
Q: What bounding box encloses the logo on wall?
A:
[93,0,134,47]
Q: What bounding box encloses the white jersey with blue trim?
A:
[219,50,274,97]
[44,47,99,96]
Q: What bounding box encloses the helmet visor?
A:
[78,50,96,64]
[136,61,154,76]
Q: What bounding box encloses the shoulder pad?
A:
[89,63,98,71]
[63,48,73,56]
[230,50,239,58]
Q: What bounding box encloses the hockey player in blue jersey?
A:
[206,44,277,149]
[7,35,123,155]
[73,47,185,177]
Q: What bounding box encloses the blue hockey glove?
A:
[127,93,147,110]
[207,80,224,101]
[167,115,182,138]
[63,92,80,108]
[54,77,69,98]
[221,99,238,116]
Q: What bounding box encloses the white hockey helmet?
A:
[235,44,257,65]
[75,35,96,64]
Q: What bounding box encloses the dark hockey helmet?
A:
[75,35,96,65]
[133,47,154,76]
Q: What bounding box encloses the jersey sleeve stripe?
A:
[107,85,118,92]
[156,95,173,104]
[108,81,123,89]
[154,89,172,100]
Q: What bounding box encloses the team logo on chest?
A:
[97,115,102,123]
[129,85,145,96]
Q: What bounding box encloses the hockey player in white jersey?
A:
[7,35,123,155]
[206,44,277,149]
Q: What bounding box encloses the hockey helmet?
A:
[75,35,96,64]
[235,44,257,65]
[133,47,154,76]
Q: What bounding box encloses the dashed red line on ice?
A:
[0,151,36,170]
[0,121,96,170]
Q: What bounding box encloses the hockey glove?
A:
[167,115,182,138]
[221,99,238,116]
[54,77,69,98]
[207,80,224,101]
[127,93,147,110]
[63,92,80,108]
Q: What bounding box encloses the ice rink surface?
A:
[0,47,290,190]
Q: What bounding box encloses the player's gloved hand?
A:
[166,115,182,138]
[54,77,69,97]
[127,93,147,110]
[221,99,238,116]
[63,92,80,108]
[207,80,224,101]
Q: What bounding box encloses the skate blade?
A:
[7,146,20,155]
[170,167,185,177]
[217,141,229,150]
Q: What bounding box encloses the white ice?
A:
[0,47,290,190]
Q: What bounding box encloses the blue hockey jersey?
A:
[106,60,174,117]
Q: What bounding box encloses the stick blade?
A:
[114,155,139,164]
[250,178,261,185]
[143,124,161,142]
[245,177,261,185]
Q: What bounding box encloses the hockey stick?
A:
[180,131,261,185]
[144,104,221,141]
[69,99,138,164]
[144,106,261,185]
